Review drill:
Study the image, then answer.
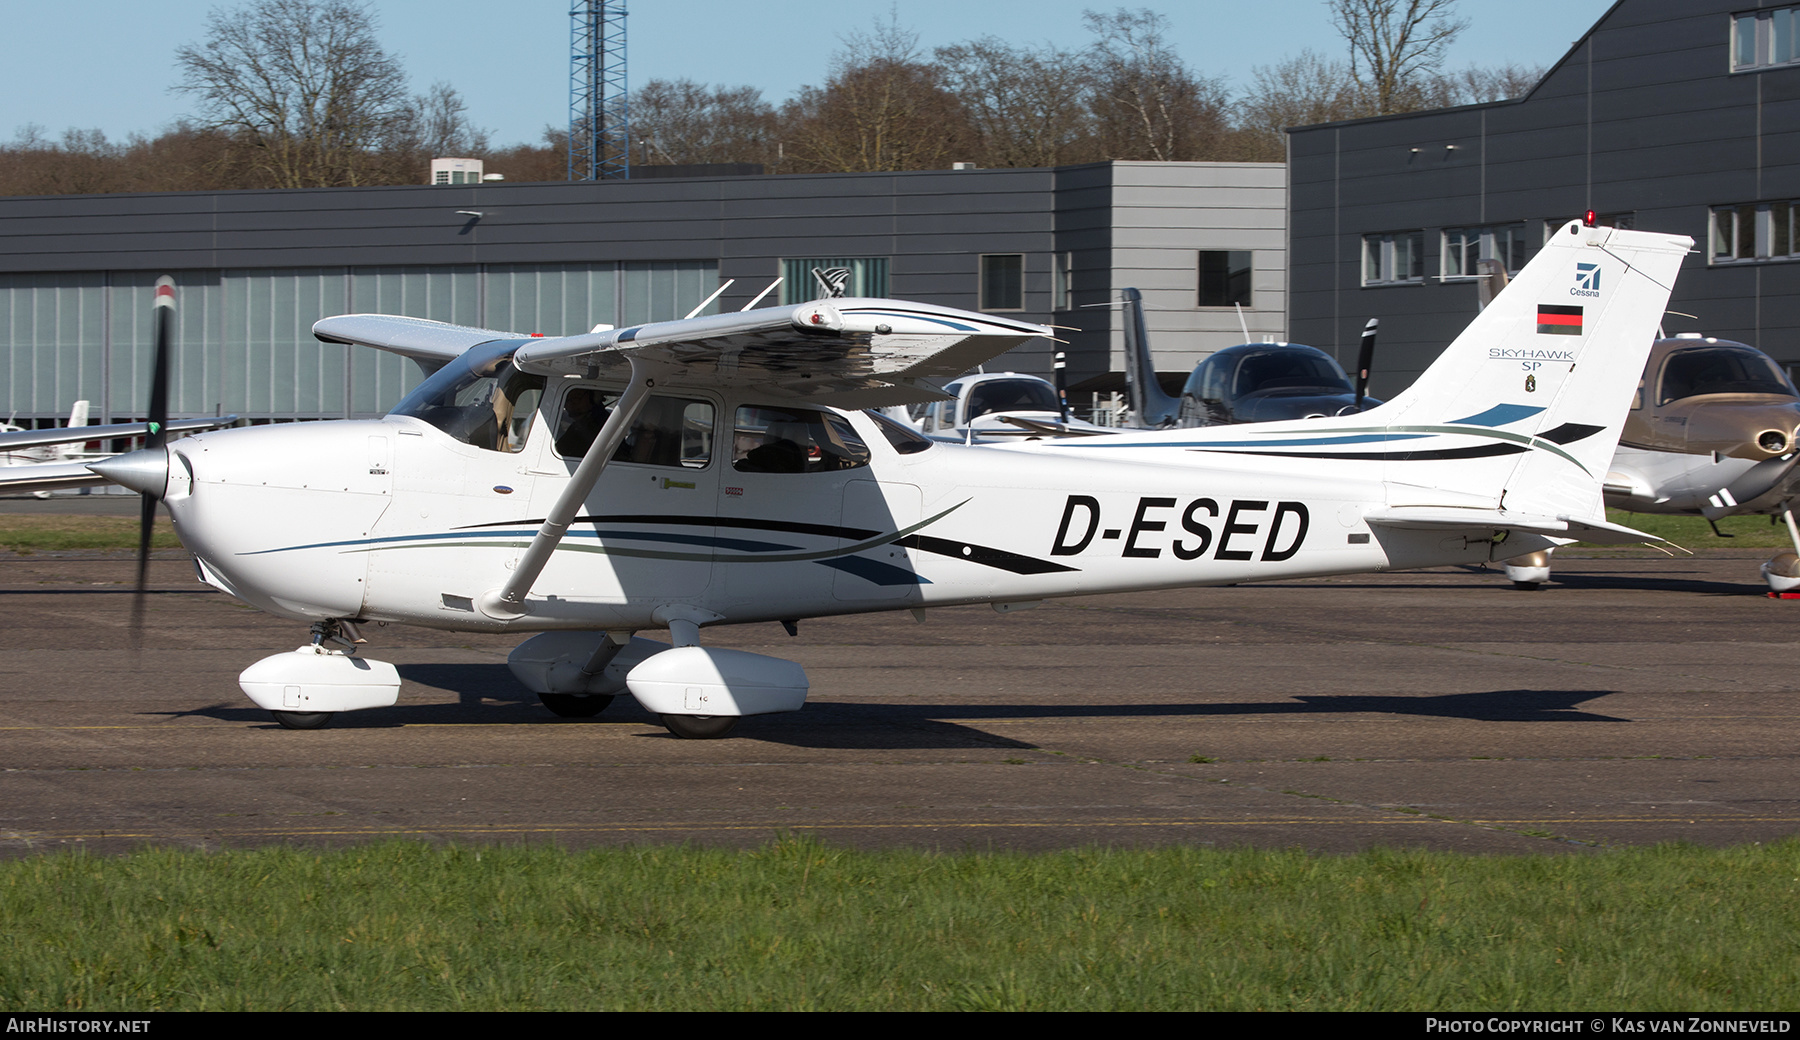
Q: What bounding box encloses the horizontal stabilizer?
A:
[1366,507,1663,545]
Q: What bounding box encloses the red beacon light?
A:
[1583,210,1598,227]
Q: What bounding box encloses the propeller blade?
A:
[1355,317,1378,411]
[133,277,175,633]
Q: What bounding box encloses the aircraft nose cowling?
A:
[88,447,170,498]
[1684,402,1800,461]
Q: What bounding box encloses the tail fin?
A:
[1120,289,1181,428]
[56,401,90,462]
[1373,220,1691,518]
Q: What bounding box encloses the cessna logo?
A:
[1571,263,1601,297]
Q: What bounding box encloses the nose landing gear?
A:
[238,619,399,730]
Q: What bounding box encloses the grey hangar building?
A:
[0,161,1284,426]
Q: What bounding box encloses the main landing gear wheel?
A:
[271,711,334,730]
[1512,580,1543,591]
[539,693,615,718]
[660,714,739,740]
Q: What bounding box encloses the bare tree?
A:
[631,79,778,167]
[780,19,974,173]
[409,81,490,158]
[1083,9,1231,162]
[936,38,1095,167]
[1438,62,1545,104]
[173,0,413,187]
[1328,0,1469,115]
[1238,49,1375,159]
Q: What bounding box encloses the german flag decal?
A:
[1537,305,1583,336]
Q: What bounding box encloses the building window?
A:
[1362,232,1424,285]
[1711,202,1797,263]
[1197,250,1253,307]
[1442,225,1528,279]
[979,254,1024,311]
[1052,252,1073,311]
[780,258,890,304]
[1733,7,1800,71]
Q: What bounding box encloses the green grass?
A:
[0,515,180,552]
[1589,509,1798,550]
[2,838,1796,1011]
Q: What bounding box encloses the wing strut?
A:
[477,356,661,621]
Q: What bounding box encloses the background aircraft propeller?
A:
[1354,317,1378,412]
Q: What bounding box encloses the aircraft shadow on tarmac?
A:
[147,667,1628,750]
[1280,567,1753,597]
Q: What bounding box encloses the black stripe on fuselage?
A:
[1537,423,1606,445]
[456,513,1076,574]
[1194,443,1528,463]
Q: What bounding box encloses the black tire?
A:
[1512,580,1543,591]
[539,693,614,718]
[271,711,333,730]
[660,714,739,740]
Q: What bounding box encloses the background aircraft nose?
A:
[89,447,170,498]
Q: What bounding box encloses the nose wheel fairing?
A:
[238,644,401,715]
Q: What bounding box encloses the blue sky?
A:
[3,1,1610,148]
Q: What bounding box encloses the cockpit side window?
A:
[553,385,715,468]
[732,405,871,473]
[389,341,545,454]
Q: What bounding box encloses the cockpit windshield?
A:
[389,340,546,453]
[1657,346,1797,405]
[1232,350,1352,397]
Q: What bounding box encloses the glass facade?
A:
[0,261,719,422]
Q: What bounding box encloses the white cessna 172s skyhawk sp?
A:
[83,220,1690,738]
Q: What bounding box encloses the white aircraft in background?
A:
[3,401,94,498]
[904,370,1110,441]
[55,221,1687,738]
[0,405,230,497]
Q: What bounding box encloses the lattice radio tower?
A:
[569,2,629,180]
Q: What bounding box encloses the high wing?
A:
[0,416,233,454]
[313,314,519,370]
[315,299,1052,409]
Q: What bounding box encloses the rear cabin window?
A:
[554,386,715,468]
[732,405,871,473]
[865,409,934,454]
